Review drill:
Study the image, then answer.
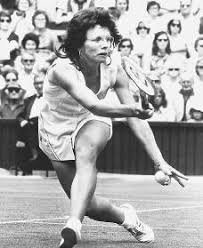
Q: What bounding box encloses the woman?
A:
[148,87,176,122]
[118,38,134,58]
[167,18,191,60]
[0,10,19,66]
[55,0,95,24]
[32,10,57,63]
[15,32,50,72]
[11,0,34,42]
[143,31,171,77]
[38,8,188,248]
[131,20,152,68]
[160,55,183,103]
[0,81,25,119]
[115,0,134,38]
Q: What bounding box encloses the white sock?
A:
[65,217,82,241]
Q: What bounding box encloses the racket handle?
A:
[140,92,150,109]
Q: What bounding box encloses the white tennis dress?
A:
[38,57,118,161]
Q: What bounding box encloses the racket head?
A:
[122,56,155,96]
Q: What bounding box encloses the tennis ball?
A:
[155,170,171,186]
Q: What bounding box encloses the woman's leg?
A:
[51,160,124,224]
[71,120,113,222]
[51,121,153,247]
[51,120,125,224]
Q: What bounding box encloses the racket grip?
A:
[141,93,150,109]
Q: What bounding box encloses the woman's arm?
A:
[50,62,150,118]
[114,63,188,186]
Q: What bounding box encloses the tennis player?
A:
[38,7,188,248]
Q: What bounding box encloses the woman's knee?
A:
[75,143,98,165]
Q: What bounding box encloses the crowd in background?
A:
[0,0,203,174]
[1,0,203,124]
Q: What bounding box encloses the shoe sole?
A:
[59,227,77,248]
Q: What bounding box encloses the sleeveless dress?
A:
[38,57,118,161]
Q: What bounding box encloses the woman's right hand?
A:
[132,105,154,119]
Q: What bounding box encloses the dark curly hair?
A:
[55,7,122,69]
[21,32,40,49]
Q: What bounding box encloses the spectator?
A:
[188,102,203,122]
[118,38,135,58]
[167,18,191,60]
[0,81,25,119]
[55,0,95,24]
[32,10,57,63]
[193,57,203,93]
[18,51,37,97]
[178,0,200,49]
[115,0,134,38]
[17,71,46,175]
[161,55,183,102]
[143,1,166,35]
[0,67,20,104]
[2,67,19,84]
[11,0,34,42]
[143,31,171,76]
[0,10,20,66]
[15,32,49,72]
[188,35,203,71]
[131,20,152,68]
[172,71,201,121]
[36,0,58,23]
[148,87,176,121]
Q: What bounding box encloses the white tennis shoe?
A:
[120,203,154,243]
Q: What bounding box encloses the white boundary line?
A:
[0,205,203,225]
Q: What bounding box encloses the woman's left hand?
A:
[156,160,189,187]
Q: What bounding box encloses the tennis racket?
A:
[122,56,155,96]
[121,56,155,109]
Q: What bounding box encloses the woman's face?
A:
[116,0,128,13]
[82,25,113,64]
[170,20,181,35]
[137,23,148,36]
[5,72,18,84]
[18,0,30,12]
[25,40,37,51]
[156,34,169,51]
[119,41,132,57]
[0,16,11,31]
[154,93,163,106]
[167,67,180,78]
[34,13,47,29]
[148,4,159,17]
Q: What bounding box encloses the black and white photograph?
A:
[0,0,202,247]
